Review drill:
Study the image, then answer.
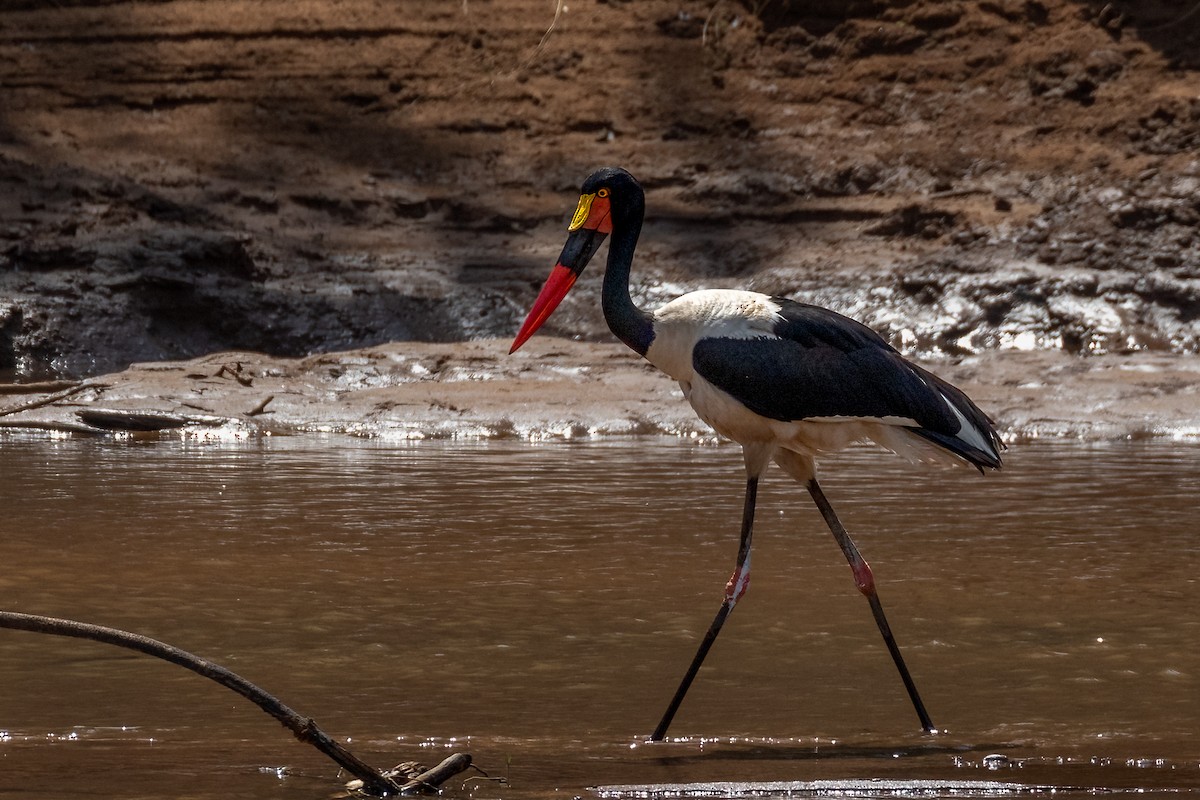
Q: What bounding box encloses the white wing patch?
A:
[646,290,784,382]
[943,393,994,454]
[654,290,783,338]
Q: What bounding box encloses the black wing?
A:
[691,298,1002,469]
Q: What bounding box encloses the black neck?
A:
[601,197,655,356]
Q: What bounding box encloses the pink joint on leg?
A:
[851,557,876,597]
[725,560,751,605]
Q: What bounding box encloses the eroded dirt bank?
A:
[1,0,1199,438]
[3,1,1200,367]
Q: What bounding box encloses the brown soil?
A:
[1,0,1199,437]
[2,343,1197,442]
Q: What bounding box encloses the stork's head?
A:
[509,167,643,353]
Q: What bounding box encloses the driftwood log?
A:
[0,380,83,395]
[0,611,471,796]
[0,383,100,417]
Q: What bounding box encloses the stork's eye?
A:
[597,188,610,198]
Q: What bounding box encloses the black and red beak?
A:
[510,189,613,353]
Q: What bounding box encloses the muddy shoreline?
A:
[2,340,1196,443]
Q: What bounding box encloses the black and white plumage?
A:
[510,166,1003,741]
[649,289,1001,476]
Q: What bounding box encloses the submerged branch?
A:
[0,611,469,796]
[398,753,476,794]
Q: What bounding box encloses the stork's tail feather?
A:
[909,427,1003,474]
[911,365,1005,473]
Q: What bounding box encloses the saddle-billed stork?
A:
[510,166,1003,741]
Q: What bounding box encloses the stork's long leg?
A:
[651,476,758,742]
[806,477,937,733]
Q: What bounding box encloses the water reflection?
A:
[0,436,1196,799]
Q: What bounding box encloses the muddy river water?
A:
[0,435,1196,799]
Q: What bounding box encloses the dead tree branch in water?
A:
[0,611,472,796]
[398,753,477,793]
[347,753,479,795]
[396,754,475,793]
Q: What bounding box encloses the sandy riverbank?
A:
[2,341,1197,443]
